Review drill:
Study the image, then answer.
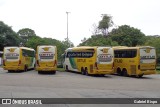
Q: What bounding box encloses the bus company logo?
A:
[42,47,50,51]
[144,48,151,53]
[2,99,11,104]
[100,48,108,53]
[98,54,112,62]
[7,48,16,52]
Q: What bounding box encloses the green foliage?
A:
[79,35,119,46]
[25,36,69,61]
[0,21,21,51]
[98,15,114,36]
[110,25,146,46]
[61,38,74,48]
[17,28,36,45]
[145,36,160,64]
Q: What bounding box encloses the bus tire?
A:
[100,74,105,77]
[117,68,121,76]
[65,65,69,72]
[8,70,13,73]
[137,74,143,78]
[52,71,56,74]
[81,68,85,75]
[24,65,28,72]
[123,69,128,77]
[38,71,41,74]
[85,71,89,76]
[85,68,89,76]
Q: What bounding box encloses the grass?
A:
[156,69,160,74]
[56,67,65,72]
[156,65,160,74]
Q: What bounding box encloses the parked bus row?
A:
[3,45,57,74]
[62,46,156,78]
[2,45,157,77]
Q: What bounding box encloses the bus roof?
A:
[113,46,155,50]
[4,46,35,51]
[37,45,56,47]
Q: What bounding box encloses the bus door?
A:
[140,47,156,70]
[38,46,56,67]
[3,47,20,66]
[96,47,114,70]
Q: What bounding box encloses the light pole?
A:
[66,12,70,47]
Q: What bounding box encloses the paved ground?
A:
[0,68,160,107]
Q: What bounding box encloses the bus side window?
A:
[22,51,27,57]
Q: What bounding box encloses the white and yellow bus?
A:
[36,45,57,74]
[3,47,35,72]
[113,46,156,77]
[63,46,114,76]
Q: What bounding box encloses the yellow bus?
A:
[113,46,156,77]
[36,45,57,74]
[3,47,35,72]
[63,46,114,76]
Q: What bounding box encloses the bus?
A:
[3,47,35,72]
[36,45,57,74]
[63,46,114,76]
[0,51,3,66]
[113,46,156,77]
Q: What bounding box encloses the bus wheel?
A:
[24,65,28,72]
[100,74,105,77]
[65,65,69,72]
[52,71,56,74]
[137,74,143,78]
[86,71,89,76]
[117,68,121,76]
[81,68,85,75]
[8,70,13,73]
[85,68,89,76]
[123,69,128,77]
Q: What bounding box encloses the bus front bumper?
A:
[36,67,56,72]
[91,69,114,75]
[3,66,24,71]
[138,70,156,75]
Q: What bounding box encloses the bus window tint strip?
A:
[22,49,35,57]
[114,50,137,58]
[6,57,18,59]
[66,52,94,58]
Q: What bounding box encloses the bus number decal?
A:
[77,59,86,62]
[114,59,123,63]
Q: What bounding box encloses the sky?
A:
[0,0,160,46]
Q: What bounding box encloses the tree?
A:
[17,28,36,45]
[25,36,71,61]
[62,38,74,48]
[98,14,114,36]
[91,23,100,35]
[110,25,146,46]
[0,21,21,51]
[145,36,160,64]
[79,34,119,46]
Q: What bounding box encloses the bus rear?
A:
[138,46,156,76]
[3,47,21,71]
[95,47,114,75]
[36,45,57,74]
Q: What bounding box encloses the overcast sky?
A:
[0,0,160,46]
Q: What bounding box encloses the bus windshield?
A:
[4,47,20,61]
[38,46,55,61]
[140,48,156,63]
